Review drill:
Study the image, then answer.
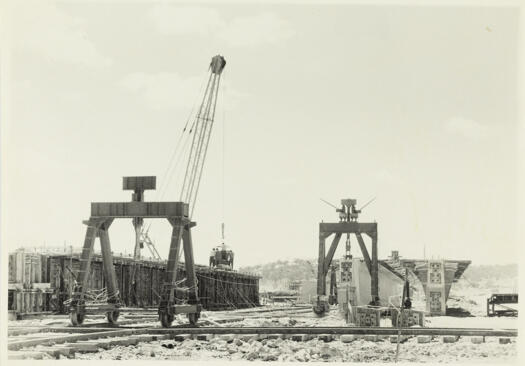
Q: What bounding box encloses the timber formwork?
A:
[8,251,260,315]
[8,251,53,315]
[46,254,260,314]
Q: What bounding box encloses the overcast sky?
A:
[1,2,520,267]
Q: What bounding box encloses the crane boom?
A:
[181,55,226,218]
[137,55,226,260]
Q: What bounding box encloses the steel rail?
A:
[148,326,517,337]
[8,325,517,351]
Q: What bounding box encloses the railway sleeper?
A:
[34,345,73,358]
[8,351,47,360]
[62,342,100,353]
[389,335,411,343]
[443,336,460,343]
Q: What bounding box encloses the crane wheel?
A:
[160,313,174,328]
[70,311,85,326]
[107,310,120,324]
[188,313,199,325]
[312,304,326,316]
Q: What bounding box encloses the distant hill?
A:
[240,259,518,291]
[462,263,517,282]
[239,259,317,291]
[457,263,518,291]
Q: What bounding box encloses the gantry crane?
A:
[68,55,226,328]
[313,198,379,315]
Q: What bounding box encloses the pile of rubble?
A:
[75,333,517,362]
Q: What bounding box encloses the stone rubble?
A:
[74,333,517,362]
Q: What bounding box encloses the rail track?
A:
[7,304,518,359]
[8,305,312,331]
[8,323,517,358]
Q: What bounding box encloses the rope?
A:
[63,287,115,305]
[186,73,220,218]
[156,66,209,200]
[221,74,226,226]
[198,274,259,287]
[234,283,257,307]
[217,276,237,309]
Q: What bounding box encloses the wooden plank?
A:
[8,329,149,350]
[8,351,46,359]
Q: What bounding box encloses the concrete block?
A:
[82,340,111,349]
[390,335,408,343]
[151,334,171,341]
[196,334,211,341]
[108,338,138,347]
[391,309,426,327]
[443,336,459,343]
[8,310,17,321]
[219,334,234,342]
[63,342,100,353]
[318,334,333,342]
[40,346,71,358]
[499,338,512,344]
[355,306,381,327]
[130,335,156,343]
[257,334,268,341]
[267,334,281,340]
[417,335,432,343]
[364,335,379,342]
[239,335,255,342]
[174,334,191,342]
[9,351,46,360]
[340,335,356,343]
[291,334,307,342]
[470,336,485,344]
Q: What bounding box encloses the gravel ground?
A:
[74,334,517,362]
[75,308,517,362]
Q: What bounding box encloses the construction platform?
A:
[8,250,260,316]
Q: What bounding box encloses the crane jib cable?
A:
[180,57,225,219]
[140,60,216,247]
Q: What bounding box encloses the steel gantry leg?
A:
[69,220,100,326]
[159,219,184,327]
[369,232,379,304]
[98,219,121,323]
[356,231,379,305]
[317,233,327,295]
[182,222,201,325]
[314,232,332,315]
[70,218,119,326]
